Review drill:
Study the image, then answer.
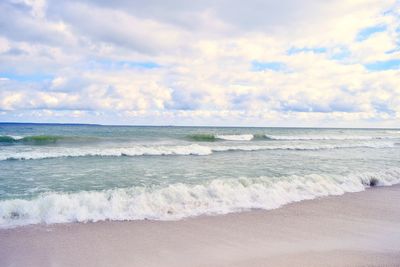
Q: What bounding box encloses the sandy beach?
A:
[0,185,399,267]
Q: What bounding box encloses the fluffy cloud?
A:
[0,0,399,126]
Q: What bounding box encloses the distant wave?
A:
[210,142,396,153]
[1,168,399,228]
[0,142,397,161]
[264,135,399,141]
[0,135,65,145]
[187,133,255,141]
[3,133,398,146]
[384,130,400,134]
[215,134,254,141]
[186,133,399,142]
[186,134,217,141]
[0,144,213,161]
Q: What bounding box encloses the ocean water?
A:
[0,123,399,228]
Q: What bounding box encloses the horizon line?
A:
[0,122,399,129]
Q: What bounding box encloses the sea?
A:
[0,123,399,228]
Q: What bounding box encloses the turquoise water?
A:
[0,123,399,227]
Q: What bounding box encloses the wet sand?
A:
[1,185,399,267]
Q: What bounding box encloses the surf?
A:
[1,168,399,228]
[0,141,397,161]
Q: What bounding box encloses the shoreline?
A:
[1,185,400,267]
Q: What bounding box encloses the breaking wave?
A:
[187,133,254,141]
[264,135,399,141]
[0,135,66,145]
[215,134,254,141]
[186,134,217,142]
[1,168,399,228]
[0,144,213,161]
[2,133,398,146]
[0,141,397,161]
[186,133,399,142]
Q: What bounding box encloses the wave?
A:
[186,133,400,142]
[211,142,396,152]
[3,133,398,146]
[186,134,217,142]
[1,168,399,228]
[0,135,16,143]
[187,133,254,141]
[384,130,400,134]
[215,134,254,141]
[0,144,213,161]
[264,135,399,141]
[0,135,65,145]
[0,142,396,161]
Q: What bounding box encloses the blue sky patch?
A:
[330,47,351,61]
[251,61,286,71]
[365,59,400,71]
[356,25,387,41]
[88,60,161,70]
[287,47,327,55]
[385,47,400,54]
[0,72,53,82]
[126,61,160,69]
[372,102,395,115]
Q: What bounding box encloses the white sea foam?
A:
[1,168,399,228]
[8,135,24,140]
[0,141,397,161]
[0,135,24,141]
[384,130,400,134]
[215,134,254,141]
[0,144,213,161]
[212,141,396,152]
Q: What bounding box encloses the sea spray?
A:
[1,168,399,228]
[215,134,254,141]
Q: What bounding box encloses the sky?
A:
[0,0,399,127]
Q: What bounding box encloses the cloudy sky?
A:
[0,0,399,127]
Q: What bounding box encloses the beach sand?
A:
[1,185,399,267]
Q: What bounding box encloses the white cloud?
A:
[0,0,399,126]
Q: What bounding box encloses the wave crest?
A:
[264,134,399,141]
[187,133,254,141]
[215,134,254,141]
[186,133,400,142]
[0,142,396,161]
[0,135,64,145]
[1,169,399,228]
